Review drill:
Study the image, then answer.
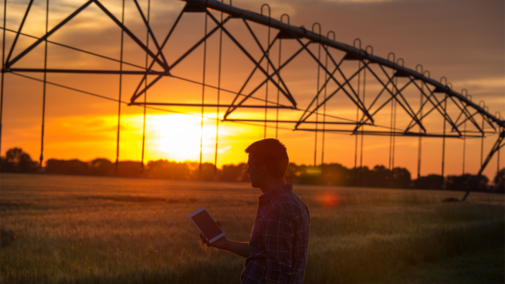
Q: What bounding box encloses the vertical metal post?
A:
[481,116,484,167]
[261,5,270,139]
[359,58,366,171]
[350,39,362,183]
[0,0,6,164]
[496,127,503,186]
[391,77,397,182]
[199,8,208,173]
[354,49,361,181]
[390,57,402,185]
[141,0,151,174]
[462,121,466,175]
[275,36,281,139]
[461,89,468,175]
[322,30,334,165]
[441,94,447,183]
[214,5,224,175]
[417,77,423,179]
[314,32,321,167]
[387,52,395,184]
[276,13,289,140]
[321,43,329,165]
[115,0,125,173]
[39,0,49,168]
[389,92,393,173]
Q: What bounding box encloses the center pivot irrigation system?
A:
[0,0,503,200]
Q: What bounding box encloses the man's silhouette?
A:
[200,139,310,284]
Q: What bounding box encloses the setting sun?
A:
[148,114,231,162]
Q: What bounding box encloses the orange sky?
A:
[1,0,504,179]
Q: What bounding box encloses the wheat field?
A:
[1,173,504,283]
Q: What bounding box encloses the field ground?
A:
[1,173,504,283]
[389,245,504,284]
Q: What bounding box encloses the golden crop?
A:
[1,173,503,283]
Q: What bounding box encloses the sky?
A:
[1,0,504,180]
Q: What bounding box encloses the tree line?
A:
[1,147,504,193]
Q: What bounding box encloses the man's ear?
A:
[259,165,267,176]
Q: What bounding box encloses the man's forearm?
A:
[224,240,250,258]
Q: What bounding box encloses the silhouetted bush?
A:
[368,165,391,187]
[413,174,444,190]
[116,161,142,177]
[494,168,505,193]
[297,165,324,185]
[89,158,114,176]
[220,163,248,182]
[0,148,38,173]
[1,147,502,193]
[321,163,352,186]
[46,159,89,175]
[446,173,489,191]
[391,167,412,188]
[191,162,216,181]
[285,163,300,184]
[145,159,190,180]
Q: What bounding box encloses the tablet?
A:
[188,207,225,243]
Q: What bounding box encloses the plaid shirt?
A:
[241,184,310,284]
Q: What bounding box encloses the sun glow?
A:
[148,114,231,162]
[31,113,246,164]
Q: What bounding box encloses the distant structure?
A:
[1,0,503,200]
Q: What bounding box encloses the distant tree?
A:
[13,146,497,194]
[6,148,24,165]
[1,147,38,173]
[493,168,504,193]
[191,162,216,181]
[321,163,351,186]
[297,164,322,185]
[285,163,299,184]
[145,159,190,180]
[89,158,114,176]
[391,167,411,188]
[413,174,444,190]
[369,165,390,187]
[446,174,469,191]
[115,161,142,177]
[446,174,489,192]
[45,159,89,175]
[220,163,248,182]
[354,166,371,187]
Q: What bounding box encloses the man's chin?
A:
[250,181,261,188]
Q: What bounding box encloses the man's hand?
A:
[199,220,229,250]
[199,220,250,258]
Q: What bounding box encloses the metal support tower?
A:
[0,0,503,199]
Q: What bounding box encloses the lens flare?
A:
[319,192,340,208]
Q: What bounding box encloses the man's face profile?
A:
[246,154,264,188]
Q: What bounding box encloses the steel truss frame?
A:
[1,0,504,199]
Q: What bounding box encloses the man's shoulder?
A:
[275,189,306,205]
[272,191,309,220]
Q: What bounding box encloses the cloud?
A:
[452,77,505,90]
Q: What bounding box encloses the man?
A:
[199,139,310,284]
